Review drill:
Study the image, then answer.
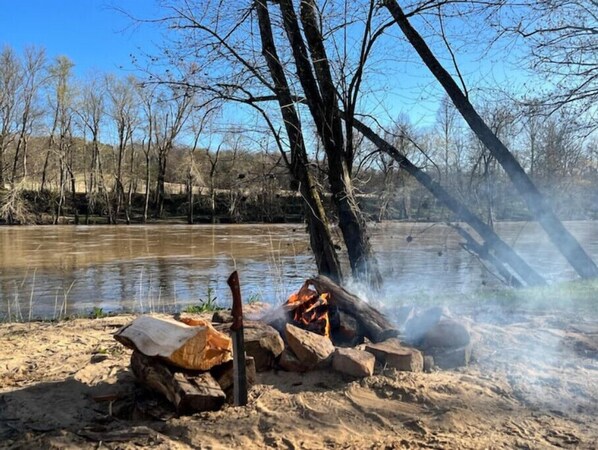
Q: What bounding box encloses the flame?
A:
[286,284,331,338]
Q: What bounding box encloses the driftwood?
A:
[130,351,226,414]
[114,315,232,371]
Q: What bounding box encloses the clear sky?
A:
[0,1,532,132]
[0,0,159,78]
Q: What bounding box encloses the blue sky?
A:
[0,1,532,133]
[0,0,159,77]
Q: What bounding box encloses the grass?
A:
[182,287,223,314]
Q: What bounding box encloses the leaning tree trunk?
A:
[353,118,546,287]
[278,0,381,287]
[384,0,598,279]
[255,0,342,282]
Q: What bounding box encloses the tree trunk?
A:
[187,171,194,224]
[255,0,342,282]
[353,117,546,287]
[143,151,151,224]
[278,0,381,287]
[384,0,598,279]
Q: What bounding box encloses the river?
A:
[1,221,597,320]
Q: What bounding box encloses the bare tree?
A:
[152,86,193,218]
[11,46,46,185]
[383,0,598,279]
[0,46,21,188]
[106,74,138,222]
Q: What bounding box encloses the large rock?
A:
[244,322,285,371]
[428,344,472,369]
[404,306,449,344]
[215,321,284,372]
[421,318,470,350]
[285,323,335,368]
[332,347,375,377]
[278,348,309,372]
[365,338,424,372]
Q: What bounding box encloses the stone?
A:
[278,348,309,372]
[365,338,424,372]
[428,344,472,369]
[423,355,435,373]
[215,321,285,371]
[404,306,450,344]
[285,323,335,368]
[244,322,285,371]
[421,318,470,350]
[332,347,375,377]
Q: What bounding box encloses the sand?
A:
[1,311,597,449]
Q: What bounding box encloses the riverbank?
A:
[1,302,597,449]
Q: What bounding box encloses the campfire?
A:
[286,282,331,338]
[114,275,473,415]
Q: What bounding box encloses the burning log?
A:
[308,276,399,343]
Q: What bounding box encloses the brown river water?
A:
[1,221,597,319]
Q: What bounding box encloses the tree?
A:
[77,75,112,223]
[0,46,21,188]
[106,74,138,222]
[11,46,46,184]
[152,86,193,218]
[383,0,598,279]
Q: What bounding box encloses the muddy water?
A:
[1,222,597,319]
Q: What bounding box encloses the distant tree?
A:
[11,46,46,184]
[0,46,21,188]
[106,74,138,222]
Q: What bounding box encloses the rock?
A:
[244,322,285,371]
[404,306,450,344]
[211,356,257,399]
[215,321,285,371]
[365,338,424,372]
[428,344,472,369]
[278,348,309,372]
[212,310,233,323]
[332,347,375,377]
[421,318,470,349]
[423,355,435,373]
[285,323,335,368]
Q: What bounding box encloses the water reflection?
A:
[1,222,596,319]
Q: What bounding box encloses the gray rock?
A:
[404,306,450,344]
[428,344,472,369]
[421,318,471,350]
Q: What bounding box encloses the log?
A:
[114,315,232,371]
[130,351,226,414]
[308,276,399,343]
